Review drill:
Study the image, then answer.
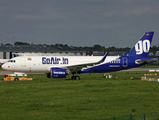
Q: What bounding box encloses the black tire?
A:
[46,73,51,78]
[14,78,19,81]
[71,76,75,80]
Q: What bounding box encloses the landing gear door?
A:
[21,57,26,67]
[122,57,128,67]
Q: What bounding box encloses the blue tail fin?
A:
[13,54,17,57]
[127,31,154,57]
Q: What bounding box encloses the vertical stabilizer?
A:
[127,31,154,57]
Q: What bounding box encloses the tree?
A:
[14,41,30,45]
[106,46,117,51]
[92,44,103,51]
[150,45,158,54]
[5,43,12,46]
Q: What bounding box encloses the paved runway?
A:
[122,67,159,71]
[0,67,159,75]
[0,71,14,75]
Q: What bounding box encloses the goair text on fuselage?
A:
[42,57,69,64]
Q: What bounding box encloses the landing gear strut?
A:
[71,72,80,80]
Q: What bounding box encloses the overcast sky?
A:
[0,0,159,48]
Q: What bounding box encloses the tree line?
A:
[2,42,159,53]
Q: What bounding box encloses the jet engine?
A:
[46,68,66,78]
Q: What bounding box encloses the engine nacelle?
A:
[47,68,66,78]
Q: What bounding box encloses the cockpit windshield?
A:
[8,60,16,63]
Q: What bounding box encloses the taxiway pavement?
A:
[0,67,159,75]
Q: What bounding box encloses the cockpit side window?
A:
[8,60,16,63]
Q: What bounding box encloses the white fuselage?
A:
[2,56,119,73]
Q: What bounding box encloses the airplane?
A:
[1,31,158,80]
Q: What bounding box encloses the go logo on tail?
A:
[135,40,150,55]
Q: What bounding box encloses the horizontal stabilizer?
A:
[135,58,158,64]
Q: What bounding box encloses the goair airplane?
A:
[2,31,157,80]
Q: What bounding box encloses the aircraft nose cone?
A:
[2,64,7,70]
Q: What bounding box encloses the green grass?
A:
[0,71,159,120]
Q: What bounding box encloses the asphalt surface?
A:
[121,67,159,71]
[0,71,14,75]
[0,68,159,75]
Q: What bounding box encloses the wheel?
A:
[71,76,80,80]
[75,76,80,80]
[14,78,19,81]
[71,76,76,80]
[46,73,51,78]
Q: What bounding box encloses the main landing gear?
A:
[71,75,80,80]
[71,72,80,80]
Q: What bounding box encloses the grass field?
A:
[0,71,159,120]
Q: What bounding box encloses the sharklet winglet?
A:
[100,52,109,63]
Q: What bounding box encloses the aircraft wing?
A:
[66,52,109,72]
[135,58,158,64]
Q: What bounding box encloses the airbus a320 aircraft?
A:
[2,31,157,80]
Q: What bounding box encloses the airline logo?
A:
[42,57,69,64]
[135,39,150,55]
